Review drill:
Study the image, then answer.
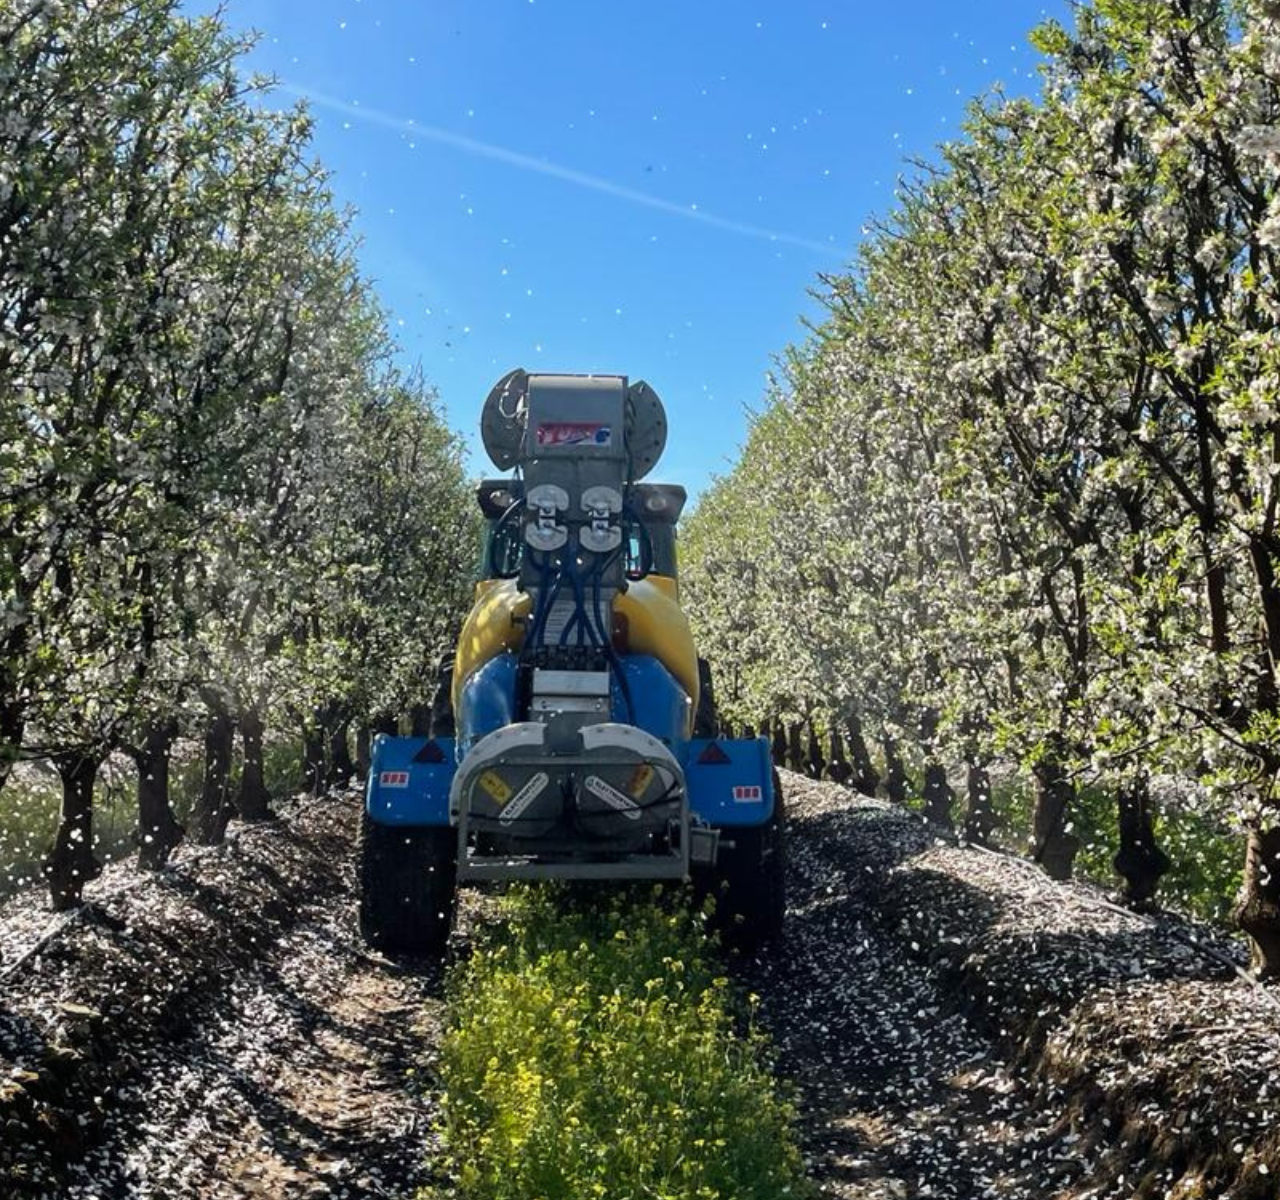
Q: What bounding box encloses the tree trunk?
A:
[238,707,272,822]
[46,752,104,911]
[882,736,907,805]
[0,623,30,796]
[1030,749,1079,881]
[786,723,805,774]
[846,715,880,797]
[409,703,432,738]
[919,703,951,827]
[355,724,372,779]
[805,723,826,780]
[191,701,236,845]
[827,729,853,786]
[922,761,954,830]
[430,666,456,738]
[133,720,184,869]
[769,718,787,768]
[372,712,399,738]
[963,761,996,847]
[1112,773,1169,910]
[327,717,355,787]
[302,721,326,794]
[1235,823,1280,980]
[0,698,23,797]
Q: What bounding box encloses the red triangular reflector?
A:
[697,741,731,765]
[414,740,446,764]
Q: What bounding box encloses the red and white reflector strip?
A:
[732,785,763,803]
[379,771,410,788]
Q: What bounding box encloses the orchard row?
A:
[683,0,1280,975]
[0,0,476,908]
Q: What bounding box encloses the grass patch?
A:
[0,734,306,900]
[0,758,149,898]
[429,885,812,1200]
[987,776,1243,926]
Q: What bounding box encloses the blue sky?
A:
[189,0,1069,499]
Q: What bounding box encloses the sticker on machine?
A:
[732,785,763,803]
[535,422,612,448]
[379,770,410,788]
[584,774,642,821]
[477,769,512,804]
[499,772,550,825]
[626,764,655,799]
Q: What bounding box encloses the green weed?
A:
[429,885,812,1200]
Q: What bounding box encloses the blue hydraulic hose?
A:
[556,554,581,646]
[560,552,610,647]
[489,498,526,578]
[558,563,583,646]
[526,551,565,649]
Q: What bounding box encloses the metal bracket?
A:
[526,483,569,551]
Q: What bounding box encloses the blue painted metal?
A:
[365,735,456,826]
[610,655,688,744]
[682,736,775,827]
[444,650,771,833]
[457,652,519,753]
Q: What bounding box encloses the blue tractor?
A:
[358,370,784,954]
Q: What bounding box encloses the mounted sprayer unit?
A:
[359,369,785,953]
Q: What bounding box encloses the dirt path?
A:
[87,902,448,1199]
[749,774,1081,1200]
[752,773,1273,1200]
[2,775,1267,1199]
[0,793,455,1199]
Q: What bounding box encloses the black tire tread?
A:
[358,811,456,956]
[707,769,787,952]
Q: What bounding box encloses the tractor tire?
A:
[358,811,456,956]
[706,770,787,953]
[693,656,720,738]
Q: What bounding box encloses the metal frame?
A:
[455,783,690,880]
[452,723,692,882]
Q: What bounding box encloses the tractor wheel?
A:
[707,770,787,953]
[693,656,720,738]
[358,811,456,956]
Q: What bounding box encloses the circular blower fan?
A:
[625,379,667,481]
[480,367,530,470]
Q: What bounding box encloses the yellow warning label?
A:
[626,764,655,799]
[478,770,513,805]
